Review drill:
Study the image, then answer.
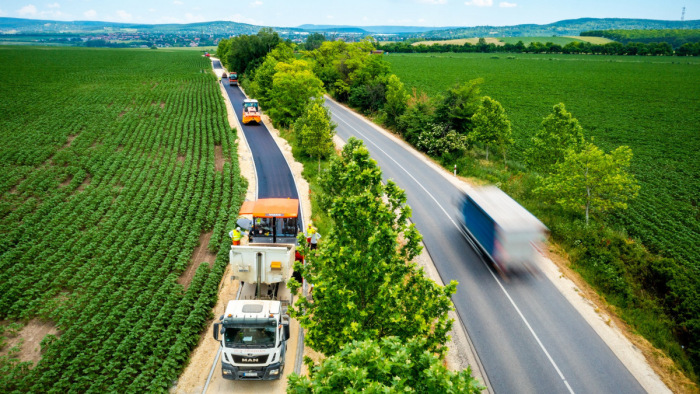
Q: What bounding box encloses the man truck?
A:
[461,186,547,274]
[229,72,238,86]
[212,198,300,381]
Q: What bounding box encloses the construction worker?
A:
[229,227,244,245]
[305,223,314,244]
[305,223,321,250]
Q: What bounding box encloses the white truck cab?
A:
[213,300,290,380]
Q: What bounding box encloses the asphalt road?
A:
[325,98,645,394]
[206,60,303,393]
[213,60,298,200]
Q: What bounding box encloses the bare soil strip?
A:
[59,175,73,188]
[0,319,59,367]
[178,231,216,289]
[76,175,91,192]
[214,145,225,172]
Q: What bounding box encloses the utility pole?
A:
[681,6,686,21]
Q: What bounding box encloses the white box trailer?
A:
[229,243,294,285]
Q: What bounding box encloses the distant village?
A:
[1,28,388,48]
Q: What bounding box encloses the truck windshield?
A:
[224,326,276,348]
[231,73,237,79]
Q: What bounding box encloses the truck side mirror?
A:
[281,314,290,341]
[213,323,220,341]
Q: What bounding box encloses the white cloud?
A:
[17,4,38,16]
[416,0,447,4]
[465,0,493,6]
[326,15,334,19]
[362,16,369,21]
[148,8,156,12]
[250,1,263,6]
[499,1,516,7]
[47,2,60,8]
[173,0,183,4]
[116,10,133,21]
[84,9,96,18]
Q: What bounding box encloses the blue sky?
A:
[0,0,694,27]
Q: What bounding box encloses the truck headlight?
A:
[269,369,279,376]
[223,369,233,376]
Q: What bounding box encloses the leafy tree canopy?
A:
[435,79,484,135]
[286,336,484,393]
[536,142,640,225]
[294,99,336,171]
[267,59,325,128]
[471,96,513,162]
[526,103,585,174]
[289,138,456,357]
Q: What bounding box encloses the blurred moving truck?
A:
[461,186,547,274]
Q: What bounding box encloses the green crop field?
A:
[387,52,700,271]
[0,46,244,391]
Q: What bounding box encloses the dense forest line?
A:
[378,38,700,56]
[582,29,700,48]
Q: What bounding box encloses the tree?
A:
[435,79,483,135]
[289,138,457,357]
[470,96,513,163]
[294,99,336,172]
[383,74,409,127]
[248,43,295,107]
[286,336,484,393]
[526,103,585,174]
[536,143,640,225]
[304,32,326,51]
[415,123,467,157]
[267,59,325,128]
[397,88,434,145]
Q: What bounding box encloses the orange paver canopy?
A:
[239,198,299,218]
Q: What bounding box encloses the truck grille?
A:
[232,354,269,364]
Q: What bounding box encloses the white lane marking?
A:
[330,102,575,394]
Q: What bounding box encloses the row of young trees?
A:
[581,28,700,48]
[378,38,695,56]
[287,139,481,392]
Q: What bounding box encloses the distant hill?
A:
[0,17,303,36]
[1,16,698,40]
[297,24,454,34]
[418,18,700,39]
